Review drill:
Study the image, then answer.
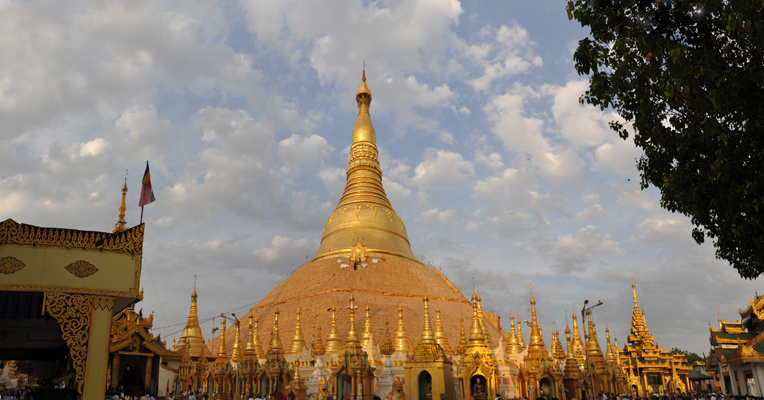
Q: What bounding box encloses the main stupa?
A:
[214,68,504,355]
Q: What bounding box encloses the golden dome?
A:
[315,66,415,261]
[179,285,207,358]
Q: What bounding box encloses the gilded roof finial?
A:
[245,315,256,357]
[605,326,616,365]
[172,337,176,351]
[312,325,326,357]
[325,307,342,355]
[394,305,413,354]
[529,292,543,347]
[505,311,523,356]
[420,293,436,344]
[551,329,565,361]
[570,311,585,367]
[217,318,228,360]
[632,279,639,310]
[361,305,373,347]
[346,294,359,344]
[179,283,206,357]
[434,307,453,355]
[456,316,468,355]
[253,316,264,359]
[381,320,395,356]
[516,317,526,349]
[269,308,283,352]
[113,172,128,233]
[476,290,495,349]
[231,319,242,364]
[468,290,487,350]
[288,308,306,356]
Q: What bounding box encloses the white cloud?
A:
[576,203,608,222]
[409,148,475,189]
[467,23,542,92]
[78,138,108,157]
[543,80,618,148]
[474,150,504,169]
[543,225,623,273]
[278,134,334,172]
[627,214,698,250]
[590,137,643,177]
[254,235,319,262]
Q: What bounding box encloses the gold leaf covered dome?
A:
[315,66,415,261]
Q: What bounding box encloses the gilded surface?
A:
[0,218,144,255]
[0,256,25,274]
[65,260,99,278]
[44,292,92,394]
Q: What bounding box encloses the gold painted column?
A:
[83,296,115,400]
[145,356,153,393]
[112,353,120,388]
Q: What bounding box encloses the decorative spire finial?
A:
[394,305,413,354]
[325,307,342,355]
[113,172,129,233]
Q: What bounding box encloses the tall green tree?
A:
[567,0,764,278]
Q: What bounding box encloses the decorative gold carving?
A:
[65,260,99,278]
[0,256,25,274]
[350,242,367,262]
[0,218,144,256]
[44,292,92,394]
[92,296,114,311]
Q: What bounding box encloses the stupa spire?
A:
[434,307,453,355]
[312,325,326,357]
[231,320,242,364]
[381,320,395,356]
[361,305,373,347]
[217,318,228,360]
[420,293,436,344]
[394,305,413,354]
[316,65,415,261]
[288,308,306,355]
[571,311,586,367]
[253,316,264,359]
[346,294,360,344]
[245,315,256,357]
[476,292,495,349]
[468,291,488,350]
[325,307,342,355]
[529,293,544,347]
[269,308,283,353]
[113,174,128,233]
[179,282,206,357]
[456,316,468,355]
[505,312,523,356]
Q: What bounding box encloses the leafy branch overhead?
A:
[567,0,764,278]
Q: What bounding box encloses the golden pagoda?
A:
[551,329,565,362]
[312,325,326,357]
[179,283,207,357]
[505,312,523,358]
[361,305,373,348]
[231,319,242,364]
[214,67,502,356]
[434,307,454,356]
[394,305,414,355]
[325,307,343,355]
[455,317,468,356]
[287,308,306,356]
[570,311,586,368]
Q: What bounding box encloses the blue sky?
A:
[1,0,757,355]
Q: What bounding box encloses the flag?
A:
[272,374,287,400]
[343,373,351,400]
[139,162,156,207]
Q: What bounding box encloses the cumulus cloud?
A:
[467,23,543,92]
[278,134,334,173]
[409,148,475,189]
[542,225,623,273]
[576,204,608,222]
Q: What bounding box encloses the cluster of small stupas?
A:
[158,68,692,400]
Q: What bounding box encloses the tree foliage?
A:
[567,0,764,278]
[670,347,705,363]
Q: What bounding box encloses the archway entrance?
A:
[418,371,433,400]
[539,377,555,399]
[631,385,638,396]
[470,374,487,400]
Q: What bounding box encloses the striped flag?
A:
[138,162,156,207]
[343,373,351,400]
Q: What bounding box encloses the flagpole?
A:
[140,206,144,225]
